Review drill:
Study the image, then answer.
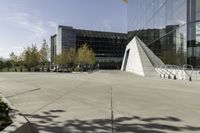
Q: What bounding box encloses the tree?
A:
[23,45,40,70]
[55,54,63,66]
[4,60,12,71]
[55,48,76,68]
[76,44,96,69]
[0,58,5,71]
[39,39,50,65]
[9,52,18,67]
[18,54,24,72]
[122,0,128,3]
[64,48,76,67]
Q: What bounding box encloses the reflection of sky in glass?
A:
[128,0,187,32]
[196,0,200,20]
[196,22,200,44]
[196,1,200,45]
[128,0,200,67]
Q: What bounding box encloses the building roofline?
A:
[58,25,73,29]
[51,34,57,38]
[75,28,127,35]
[58,25,127,35]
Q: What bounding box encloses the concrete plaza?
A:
[0,71,200,133]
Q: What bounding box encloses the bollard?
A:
[174,75,177,80]
[189,76,192,81]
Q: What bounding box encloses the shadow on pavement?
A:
[23,110,200,133]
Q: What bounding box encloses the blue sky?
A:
[0,0,127,58]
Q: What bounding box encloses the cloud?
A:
[7,12,46,38]
[0,47,4,52]
[6,11,59,42]
[47,21,57,29]
[102,19,112,31]
[47,21,58,32]
[0,6,59,58]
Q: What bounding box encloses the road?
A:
[0,71,200,133]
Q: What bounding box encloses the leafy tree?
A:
[64,48,76,67]
[39,39,50,65]
[9,52,18,67]
[17,53,24,72]
[122,0,128,3]
[55,48,76,68]
[0,58,5,71]
[4,60,12,71]
[55,54,63,66]
[23,45,40,70]
[76,44,96,69]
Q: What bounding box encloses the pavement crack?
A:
[30,74,96,115]
[6,88,41,98]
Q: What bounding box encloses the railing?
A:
[155,65,165,78]
[155,65,178,80]
[171,65,179,80]
[156,64,193,81]
[183,64,193,81]
[165,65,174,79]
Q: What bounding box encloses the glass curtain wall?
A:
[76,30,127,58]
[75,30,127,69]
[190,0,200,67]
[128,0,188,66]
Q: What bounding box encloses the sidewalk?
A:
[0,71,200,133]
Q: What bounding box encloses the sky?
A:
[0,0,127,58]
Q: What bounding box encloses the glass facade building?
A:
[51,26,127,69]
[128,0,200,68]
[51,34,57,64]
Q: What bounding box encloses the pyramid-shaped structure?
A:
[121,36,164,77]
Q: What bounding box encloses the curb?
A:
[0,93,36,133]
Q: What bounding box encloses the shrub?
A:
[0,97,12,131]
[74,67,81,72]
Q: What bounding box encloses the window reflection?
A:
[128,0,189,66]
[196,0,200,20]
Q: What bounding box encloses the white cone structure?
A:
[121,36,164,77]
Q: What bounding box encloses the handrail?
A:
[165,65,179,80]
[183,64,193,81]
[156,65,165,78]
[156,64,179,80]
[161,65,168,78]
[170,65,179,80]
[165,65,174,79]
[156,64,194,81]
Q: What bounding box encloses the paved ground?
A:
[0,71,200,133]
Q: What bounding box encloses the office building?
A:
[51,26,127,69]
